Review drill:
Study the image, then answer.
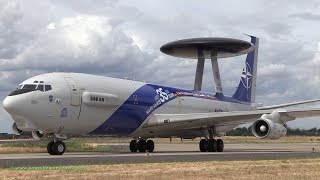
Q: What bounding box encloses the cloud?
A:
[1,0,320,132]
[313,42,320,64]
[291,13,320,21]
[0,1,24,59]
[0,14,156,78]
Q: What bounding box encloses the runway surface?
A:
[1,143,320,167]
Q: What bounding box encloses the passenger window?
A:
[45,85,52,91]
[36,85,44,92]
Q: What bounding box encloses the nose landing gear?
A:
[47,140,66,155]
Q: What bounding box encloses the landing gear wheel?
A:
[217,139,224,152]
[130,140,137,152]
[47,141,55,155]
[52,141,65,155]
[146,140,154,152]
[207,139,217,152]
[137,140,147,152]
[199,139,208,152]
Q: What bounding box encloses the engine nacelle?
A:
[32,130,45,140]
[12,123,23,135]
[252,118,287,140]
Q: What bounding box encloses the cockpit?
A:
[8,80,53,96]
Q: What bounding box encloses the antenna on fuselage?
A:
[160,37,254,94]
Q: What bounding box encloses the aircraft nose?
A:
[3,96,17,114]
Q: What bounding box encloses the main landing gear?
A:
[130,139,154,153]
[47,140,66,155]
[199,138,224,152]
[199,127,224,152]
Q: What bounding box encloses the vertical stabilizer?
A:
[232,35,259,103]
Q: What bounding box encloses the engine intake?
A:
[252,118,287,140]
[12,123,23,135]
[32,130,45,140]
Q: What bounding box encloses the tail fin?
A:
[232,35,259,103]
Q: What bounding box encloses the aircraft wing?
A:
[144,108,320,129]
[258,99,320,110]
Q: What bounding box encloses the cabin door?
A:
[64,77,81,106]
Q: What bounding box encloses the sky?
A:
[1,0,320,133]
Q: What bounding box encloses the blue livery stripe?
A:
[90,84,249,136]
[90,84,173,136]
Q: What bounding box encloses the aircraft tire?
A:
[146,140,154,152]
[47,141,55,155]
[199,139,208,152]
[217,139,224,152]
[130,140,137,152]
[52,141,65,155]
[207,139,217,152]
[137,140,147,152]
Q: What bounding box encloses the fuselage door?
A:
[64,77,81,106]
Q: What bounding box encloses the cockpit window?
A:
[22,84,37,90]
[45,85,52,91]
[9,84,36,96]
[36,85,44,92]
[16,85,23,90]
[8,84,53,96]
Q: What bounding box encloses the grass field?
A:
[0,139,111,153]
[1,158,320,179]
[1,136,320,153]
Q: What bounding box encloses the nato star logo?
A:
[240,62,252,90]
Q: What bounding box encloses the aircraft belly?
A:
[131,125,238,138]
[130,96,251,138]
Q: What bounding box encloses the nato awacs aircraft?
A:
[3,35,320,155]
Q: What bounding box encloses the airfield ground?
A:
[1,136,320,153]
[0,136,320,179]
[0,159,320,179]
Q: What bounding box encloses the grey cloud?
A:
[0,1,24,59]
[262,23,292,39]
[0,15,154,76]
[0,1,22,28]
[291,13,320,21]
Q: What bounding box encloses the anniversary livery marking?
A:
[146,88,175,115]
[90,84,248,136]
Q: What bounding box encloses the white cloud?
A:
[313,42,320,64]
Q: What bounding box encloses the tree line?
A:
[226,127,320,136]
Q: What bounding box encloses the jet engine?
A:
[32,130,45,140]
[12,123,23,135]
[252,112,287,140]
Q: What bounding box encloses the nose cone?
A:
[3,96,17,114]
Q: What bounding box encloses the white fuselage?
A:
[3,72,254,138]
